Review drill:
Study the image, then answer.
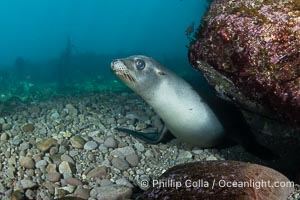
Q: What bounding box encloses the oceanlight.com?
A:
[142,179,295,190]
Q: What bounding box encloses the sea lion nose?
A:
[111,59,124,71]
[111,59,118,70]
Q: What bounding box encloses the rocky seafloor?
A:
[0,91,299,200]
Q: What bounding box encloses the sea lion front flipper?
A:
[115,126,171,144]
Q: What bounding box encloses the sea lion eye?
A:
[135,59,145,70]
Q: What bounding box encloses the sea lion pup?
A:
[111,55,276,158]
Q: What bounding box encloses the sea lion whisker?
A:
[125,73,131,81]
[123,71,135,83]
[129,74,136,82]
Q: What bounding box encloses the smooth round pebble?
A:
[19,142,30,151]
[65,104,78,117]
[61,154,75,164]
[112,158,130,171]
[0,133,8,141]
[70,136,85,149]
[20,179,37,189]
[35,160,47,169]
[74,185,90,199]
[36,138,58,152]
[46,164,57,173]
[84,141,98,150]
[22,123,35,132]
[177,151,193,160]
[49,146,59,155]
[86,166,107,179]
[134,143,145,152]
[2,123,12,131]
[90,184,132,200]
[65,177,83,186]
[110,146,136,158]
[19,156,35,169]
[104,137,117,148]
[125,154,139,167]
[25,189,35,199]
[116,178,134,188]
[46,172,61,182]
[59,161,75,175]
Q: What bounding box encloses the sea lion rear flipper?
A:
[115,126,172,144]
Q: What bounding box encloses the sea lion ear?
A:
[157,71,166,76]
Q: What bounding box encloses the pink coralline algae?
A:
[189,0,300,124]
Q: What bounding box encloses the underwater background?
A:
[0,0,210,101]
[0,0,299,199]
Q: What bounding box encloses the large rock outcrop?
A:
[140,161,294,200]
[189,0,300,125]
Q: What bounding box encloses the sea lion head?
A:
[111,55,167,94]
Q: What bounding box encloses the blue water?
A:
[0,0,211,98]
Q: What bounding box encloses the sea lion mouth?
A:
[111,60,136,83]
[115,70,136,82]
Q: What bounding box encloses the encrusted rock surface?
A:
[189,0,300,124]
[140,161,294,200]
